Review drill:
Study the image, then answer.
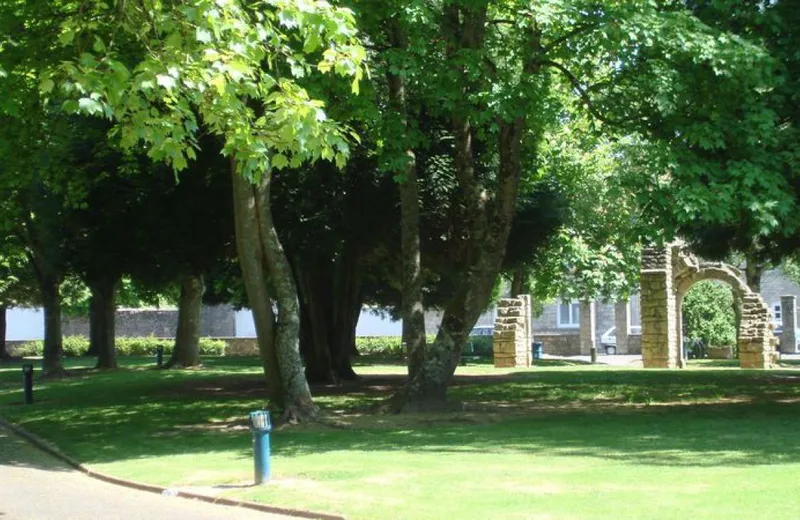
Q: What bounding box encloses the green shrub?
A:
[13,340,43,357]
[463,336,493,357]
[199,339,226,356]
[356,336,404,356]
[355,335,493,357]
[11,336,226,357]
[683,280,737,355]
[63,336,89,356]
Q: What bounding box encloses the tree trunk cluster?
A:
[232,163,317,422]
[391,4,528,411]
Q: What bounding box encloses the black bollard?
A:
[156,346,164,367]
[590,346,598,364]
[22,364,33,405]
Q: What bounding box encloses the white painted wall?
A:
[355,309,402,336]
[233,307,402,338]
[7,306,417,340]
[234,309,258,338]
[5,308,45,341]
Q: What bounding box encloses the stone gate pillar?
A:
[614,300,629,354]
[519,294,533,365]
[780,295,796,354]
[579,300,596,355]
[640,245,679,368]
[493,298,531,368]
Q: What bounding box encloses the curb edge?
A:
[0,417,345,520]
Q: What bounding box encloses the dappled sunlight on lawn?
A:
[4,357,800,519]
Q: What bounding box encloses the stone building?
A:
[527,266,800,359]
[530,297,642,356]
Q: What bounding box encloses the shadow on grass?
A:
[4,360,800,473]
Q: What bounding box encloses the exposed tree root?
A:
[40,366,69,379]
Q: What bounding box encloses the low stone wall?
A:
[627,334,642,355]
[222,337,259,356]
[534,333,580,356]
[707,346,733,359]
[532,333,642,357]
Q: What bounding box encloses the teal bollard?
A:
[22,364,34,405]
[249,410,272,484]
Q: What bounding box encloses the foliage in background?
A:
[525,118,642,302]
[682,281,737,351]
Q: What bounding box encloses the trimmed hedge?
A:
[13,336,227,357]
[355,335,493,357]
[12,335,492,359]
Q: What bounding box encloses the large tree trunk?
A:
[232,162,317,421]
[41,279,65,378]
[402,118,523,409]
[166,274,204,368]
[395,4,527,411]
[296,265,335,384]
[89,277,118,369]
[0,305,8,359]
[386,20,426,397]
[256,170,318,422]
[745,257,764,293]
[510,267,526,297]
[330,244,362,380]
[294,245,362,383]
[232,165,282,406]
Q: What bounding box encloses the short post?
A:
[249,410,272,484]
[155,346,164,367]
[22,364,34,405]
[531,341,544,362]
[590,346,597,364]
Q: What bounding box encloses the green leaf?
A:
[78,97,104,115]
[156,74,176,90]
[39,78,55,94]
[271,153,289,169]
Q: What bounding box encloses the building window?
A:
[629,293,641,329]
[558,300,580,328]
[773,304,782,324]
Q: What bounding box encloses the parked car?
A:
[469,326,494,336]
[600,325,642,347]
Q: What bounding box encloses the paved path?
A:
[0,426,294,520]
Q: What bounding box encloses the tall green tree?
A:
[623,0,792,275]
[50,0,366,420]
[359,0,772,409]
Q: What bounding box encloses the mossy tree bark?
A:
[166,274,204,368]
[386,19,426,398]
[396,3,527,411]
[232,163,317,421]
[257,170,318,422]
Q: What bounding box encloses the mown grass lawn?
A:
[2,356,800,519]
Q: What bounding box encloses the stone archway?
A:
[640,242,778,369]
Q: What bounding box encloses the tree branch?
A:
[541,22,598,56]
[540,59,636,126]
